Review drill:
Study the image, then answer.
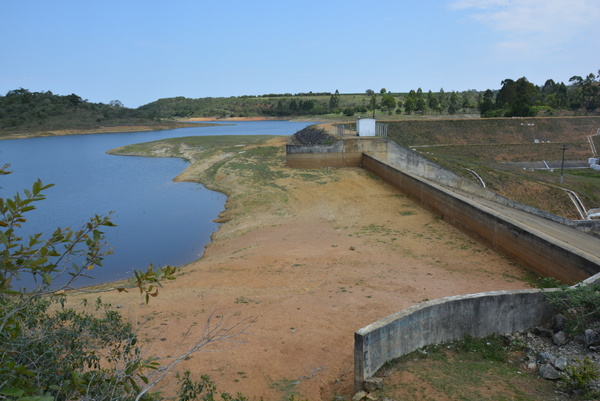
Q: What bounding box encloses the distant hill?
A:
[0,89,166,136]
[136,90,482,119]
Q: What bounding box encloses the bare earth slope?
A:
[81,136,533,400]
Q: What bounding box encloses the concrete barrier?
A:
[286,137,389,168]
[353,289,556,392]
[362,155,600,283]
[354,272,600,392]
[382,141,600,237]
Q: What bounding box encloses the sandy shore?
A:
[68,135,533,400]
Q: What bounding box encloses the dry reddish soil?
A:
[68,134,535,400]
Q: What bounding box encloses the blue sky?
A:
[1,0,598,108]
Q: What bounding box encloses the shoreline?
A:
[0,121,211,140]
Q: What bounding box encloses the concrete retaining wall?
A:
[363,155,600,283]
[354,272,600,392]
[384,141,600,236]
[286,138,389,168]
[353,289,556,391]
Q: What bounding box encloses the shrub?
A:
[544,283,600,334]
[563,358,600,393]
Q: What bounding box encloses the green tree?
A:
[448,91,459,115]
[437,88,447,110]
[381,93,396,115]
[404,90,417,115]
[427,90,440,112]
[329,89,340,111]
[368,94,377,116]
[479,89,495,116]
[496,79,517,110]
[415,98,426,114]
[507,77,538,117]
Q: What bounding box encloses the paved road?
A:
[507,160,590,170]
[446,181,600,263]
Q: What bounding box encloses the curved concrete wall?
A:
[354,272,600,392]
[353,289,556,391]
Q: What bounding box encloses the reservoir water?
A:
[1,121,315,290]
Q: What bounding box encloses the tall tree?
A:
[448,91,459,115]
[479,89,495,116]
[496,79,517,109]
[507,77,538,117]
[329,89,340,111]
[427,90,440,112]
[381,93,396,115]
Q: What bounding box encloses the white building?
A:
[356,118,376,137]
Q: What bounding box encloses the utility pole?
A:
[560,144,567,184]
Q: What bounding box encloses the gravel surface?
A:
[507,316,600,397]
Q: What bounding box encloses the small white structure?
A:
[589,158,600,171]
[356,118,376,137]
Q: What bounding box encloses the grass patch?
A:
[375,335,561,401]
[270,378,302,401]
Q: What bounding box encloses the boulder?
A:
[552,331,567,346]
[552,314,568,332]
[539,363,561,380]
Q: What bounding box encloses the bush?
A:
[563,358,600,393]
[544,283,600,335]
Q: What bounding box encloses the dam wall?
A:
[362,154,600,283]
[285,137,600,393]
[286,137,388,168]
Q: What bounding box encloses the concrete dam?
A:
[286,137,600,392]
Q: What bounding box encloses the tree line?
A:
[2,69,598,131]
[479,71,600,117]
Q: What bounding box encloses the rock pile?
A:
[506,313,600,396]
[291,126,337,145]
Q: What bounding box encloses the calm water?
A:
[0,121,315,289]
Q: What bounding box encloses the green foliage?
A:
[0,178,178,399]
[480,70,600,117]
[380,93,397,114]
[177,371,248,401]
[544,283,600,334]
[0,179,115,293]
[0,295,160,400]
[563,358,600,394]
[343,107,355,116]
[454,334,509,363]
[0,88,158,132]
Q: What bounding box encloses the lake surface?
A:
[0,121,315,289]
